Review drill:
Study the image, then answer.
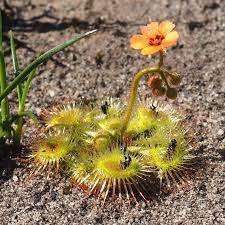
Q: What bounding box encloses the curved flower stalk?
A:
[121,20,181,135]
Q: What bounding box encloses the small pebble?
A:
[48,90,55,97]
[12,175,19,182]
[218,129,224,136]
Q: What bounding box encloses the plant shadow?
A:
[1,1,143,68]
[0,143,24,185]
[2,2,143,34]
[218,148,225,161]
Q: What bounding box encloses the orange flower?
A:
[130,21,179,55]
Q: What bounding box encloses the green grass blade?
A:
[0,10,9,122]
[0,29,97,102]
[14,68,37,145]
[19,68,36,112]
[19,111,39,125]
[10,111,38,125]
[10,31,23,102]
[0,10,2,50]
[0,50,9,121]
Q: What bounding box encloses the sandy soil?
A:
[0,0,225,224]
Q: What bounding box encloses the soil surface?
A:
[0,0,225,224]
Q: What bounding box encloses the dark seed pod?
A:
[166,87,177,100]
[168,72,182,86]
[147,75,162,89]
[152,86,166,97]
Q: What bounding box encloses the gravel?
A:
[0,0,225,224]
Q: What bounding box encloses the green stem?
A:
[158,50,164,68]
[121,52,164,135]
[0,29,97,102]
[14,69,36,145]
[159,70,170,88]
[13,118,22,144]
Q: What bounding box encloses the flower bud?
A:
[152,86,166,97]
[147,75,162,89]
[168,72,182,86]
[166,87,177,100]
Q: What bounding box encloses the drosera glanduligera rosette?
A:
[30,20,194,206]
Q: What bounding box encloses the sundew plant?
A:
[28,20,193,205]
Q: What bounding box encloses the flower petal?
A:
[162,31,179,47]
[141,46,161,55]
[159,21,175,35]
[147,22,159,37]
[140,26,150,36]
[130,35,148,49]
